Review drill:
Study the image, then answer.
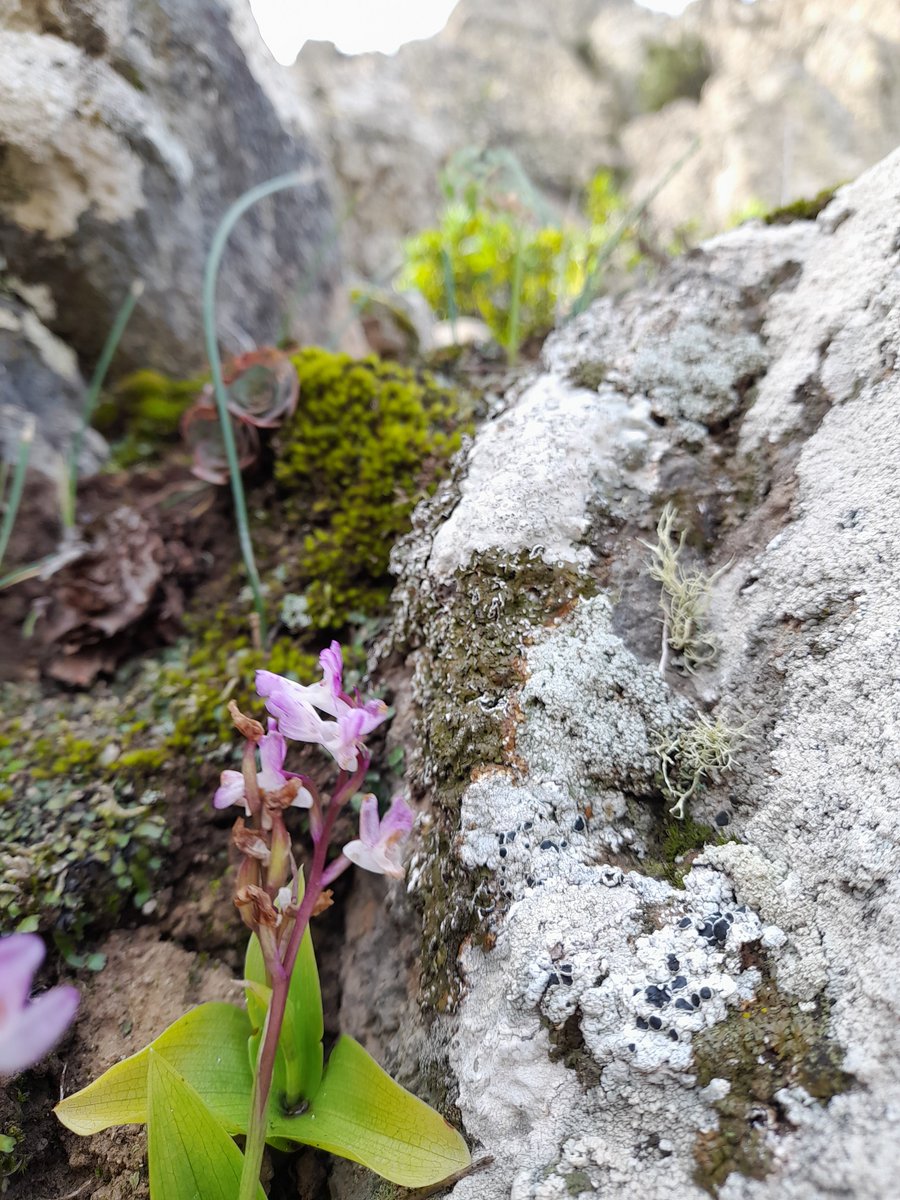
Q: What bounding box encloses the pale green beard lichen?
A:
[655,711,750,819]
[644,503,727,673]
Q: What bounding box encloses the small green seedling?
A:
[644,503,728,673]
[656,711,750,819]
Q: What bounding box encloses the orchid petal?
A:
[0,933,43,1019]
[331,709,369,772]
[275,700,329,746]
[343,796,413,880]
[341,840,376,873]
[380,796,415,842]
[0,986,79,1076]
[289,786,315,810]
[320,641,344,700]
[257,670,339,721]
[214,770,246,810]
[357,700,389,738]
[357,795,380,846]
[256,652,389,770]
[257,725,288,791]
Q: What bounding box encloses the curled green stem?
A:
[203,172,310,644]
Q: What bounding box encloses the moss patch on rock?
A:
[275,348,465,628]
[762,186,841,226]
[692,951,854,1194]
[640,812,728,888]
[94,368,204,470]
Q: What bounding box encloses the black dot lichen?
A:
[274,348,465,629]
[692,951,854,1194]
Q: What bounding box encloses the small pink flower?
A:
[214,720,312,812]
[342,795,414,879]
[0,934,79,1077]
[256,642,388,772]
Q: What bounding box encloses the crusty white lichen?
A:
[426,375,658,579]
[447,594,776,1200]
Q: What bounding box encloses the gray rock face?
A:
[296,0,900,277]
[0,289,104,474]
[622,0,900,234]
[0,0,341,375]
[388,148,900,1198]
[296,42,447,282]
[294,0,626,278]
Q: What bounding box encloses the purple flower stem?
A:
[320,854,351,889]
[237,755,369,1200]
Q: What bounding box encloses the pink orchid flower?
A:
[214,719,312,812]
[342,795,414,879]
[256,642,387,772]
[0,934,79,1077]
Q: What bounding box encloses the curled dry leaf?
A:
[222,348,299,429]
[181,401,260,485]
[37,504,190,686]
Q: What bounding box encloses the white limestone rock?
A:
[396,148,900,1200]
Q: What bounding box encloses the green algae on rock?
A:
[692,959,854,1194]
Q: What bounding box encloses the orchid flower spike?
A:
[256,642,388,772]
[343,795,414,879]
[0,934,79,1077]
[214,719,312,812]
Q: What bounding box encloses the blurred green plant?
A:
[94,368,206,469]
[398,150,633,363]
[637,33,712,113]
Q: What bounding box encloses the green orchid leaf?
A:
[270,1035,471,1188]
[245,918,323,1104]
[147,1049,265,1200]
[55,1003,252,1136]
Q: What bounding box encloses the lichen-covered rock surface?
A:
[0,0,340,377]
[390,148,900,1198]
